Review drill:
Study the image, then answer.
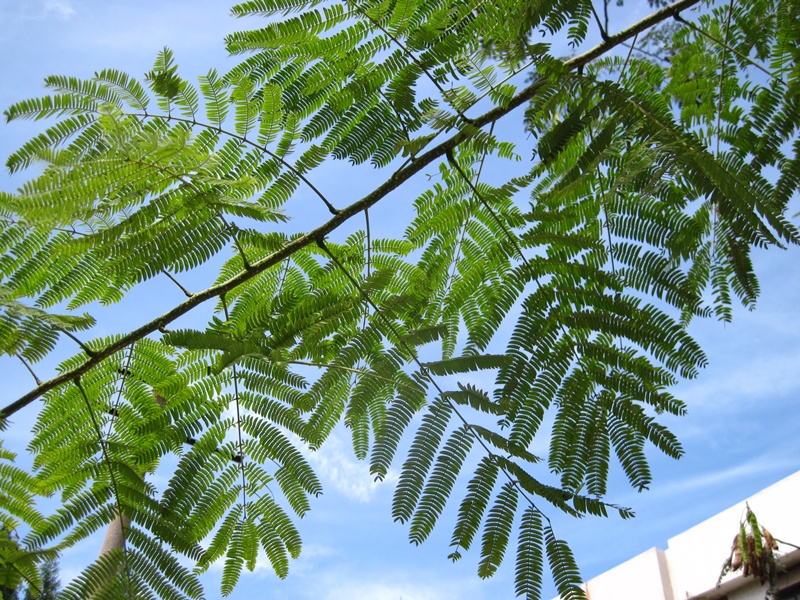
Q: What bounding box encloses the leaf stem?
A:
[74,378,133,587]
[222,295,249,519]
[673,13,779,81]
[130,113,340,215]
[162,270,193,297]
[61,330,97,357]
[17,355,41,385]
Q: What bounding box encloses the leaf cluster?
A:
[1,0,798,597]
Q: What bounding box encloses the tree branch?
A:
[0,0,701,420]
[162,270,193,297]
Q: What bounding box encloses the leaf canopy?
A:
[1,0,799,597]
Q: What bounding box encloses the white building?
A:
[553,470,800,600]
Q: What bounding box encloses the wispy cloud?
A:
[56,3,238,57]
[206,542,336,579]
[0,0,76,21]
[303,431,396,503]
[55,531,105,586]
[678,350,800,411]
[43,0,75,19]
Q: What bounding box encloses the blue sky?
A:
[1,1,799,599]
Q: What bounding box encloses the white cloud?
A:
[55,532,106,587]
[678,350,800,411]
[288,542,336,567]
[0,0,76,21]
[43,0,75,19]
[243,542,336,577]
[58,3,238,56]
[303,431,397,503]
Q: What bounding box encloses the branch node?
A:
[162,270,193,297]
[61,330,97,357]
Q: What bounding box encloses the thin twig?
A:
[362,208,372,330]
[218,214,252,271]
[674,14,779,81]
[599,35,638,353]
[591,4,610,41]
[317,238,491,454]
[377,87,412,150]
[711,0,735,253]
[108,151,252,272]
[593,33,640,280]
[622,42,671,64]
[443,121,496,304]
[61,330,97,357]
[446,150,530,268]
[287,360,422,395]
[617,33,638,84]
[130,113,340,215]
[350,2,475,125]
[162,271,193,297]
[105,344,134,440]
[403,0,700,161]
[5,561,42,596]
[16,218,193,298]
[715,0,735,160]
[17,356,41,386]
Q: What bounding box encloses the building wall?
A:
[728,586,772,600]
[581,548,674,600]
[667,470,800,599]
[551,470,800,600]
